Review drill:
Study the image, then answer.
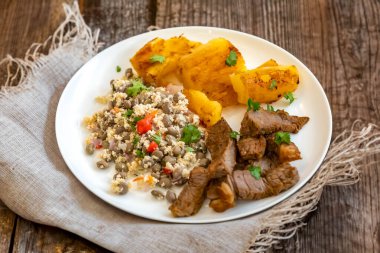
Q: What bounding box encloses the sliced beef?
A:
[266,134,301,163]
[237,136,266,160]
[264,163,299,195]
[240,109,309,137]
[169,167,210,217]
[232,170,268,200]
[206,118,236,177]
[233,163,299,200]
[207,175,236,212]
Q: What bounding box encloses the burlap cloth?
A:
[1,3,379,253]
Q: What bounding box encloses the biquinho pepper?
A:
[162,167,172,175]
[136,111,157,135]
[147,141,158,153]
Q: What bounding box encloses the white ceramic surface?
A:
[56,27,332,223]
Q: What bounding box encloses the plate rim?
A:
[55,26,333,223]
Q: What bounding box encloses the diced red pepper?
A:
[95,144,103,149]
[147,141,158,153]
[136,111,158,135]
[162,167,172,175]
[136,118,152,134]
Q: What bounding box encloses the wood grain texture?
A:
[156,0,380,252]
[78,0,156,49]
[0,0,379,252]
[0,201,16,253]
[0,0,70,59]
[11,218,108,253]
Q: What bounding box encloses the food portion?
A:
[130,36,201,86]
[230,65,299,104]
[206,118,237,177]
[232,163,299,200]
[240,109,309,137]
[178,38,246,106]
[84,70,210,198]
[84,35,311,218]
[183,89,222,127]
[169,167,210,217]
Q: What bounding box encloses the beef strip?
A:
[169,167,210,217]
[232,163,299,200]
[235,156,278,175]
[206,118,237,177]
[207,175,236,212]
[237,136,266,160]
[266,134,301,163]
[240,109,309,137]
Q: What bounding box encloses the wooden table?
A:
[1,0,379,252]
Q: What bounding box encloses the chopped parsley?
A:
[132,136,140,146]
[136,149,145,158]
[284,92,295,104]
[248,166,262,180]
[149,54,166,63]
[269,79,277,90]
[116,65,121,72]
[266,104,275,112]
[230,131,240,140]
[181,124,201,145]
[133,116,143,124]
[274,132,291,145]
[123,109,133,117]
[185,147,195,153]
[247,98,260,112]
[151,133,162,144]
[225,50,237,66]
[127,79,148,97]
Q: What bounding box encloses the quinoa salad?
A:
[83,68,210,202]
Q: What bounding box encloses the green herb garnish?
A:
[133,136,140,146]
[181,124,201,145]
[116,65,121,72]
[225,50,237,66]
[127,79,148,97]
[123,109,133,117]
[266,104,275,112]
[230,131,240,140]
[269,79,277,90]
[284,92,295,104]
[151,133,162,144]
[149,54,166,63]
[185,147,195,153]
[248,166,261,180]
[247,98,260,112]
[133,116,143,124]
[136,149,145,158]
[274,132,291,145]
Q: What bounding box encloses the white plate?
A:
[56,27,332,223]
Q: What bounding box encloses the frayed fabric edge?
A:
[248,121,380,252]
[0,1,102,96]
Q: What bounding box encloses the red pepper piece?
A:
[162,167,172,175]
[147,141,158,153]
[136,111,158,135]
[137,118,152,134]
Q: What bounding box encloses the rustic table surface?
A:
[0,0,379,252]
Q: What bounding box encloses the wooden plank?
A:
[0,201,17,253]
[12,217,109,253]
[156,0,380,252]
[0,0,70,59]
[78,0,156,48]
